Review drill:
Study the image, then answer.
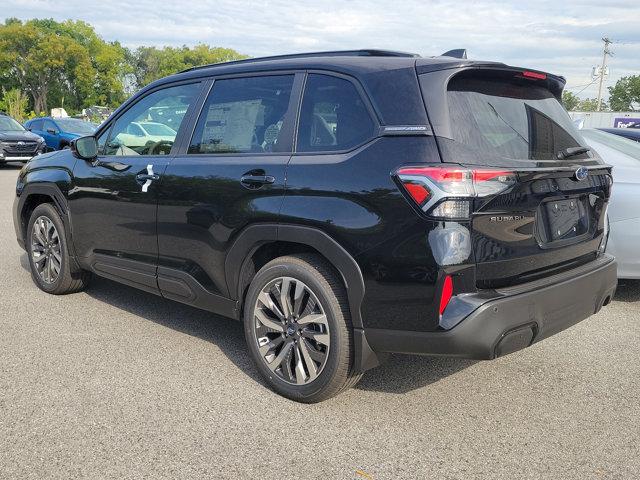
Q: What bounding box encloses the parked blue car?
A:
[24,117,97,151]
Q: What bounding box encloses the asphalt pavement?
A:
[0,164,638,479]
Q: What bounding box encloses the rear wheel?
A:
[26,203,91,294]
[243,254,362,402]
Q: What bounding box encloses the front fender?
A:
[14,162,76,255]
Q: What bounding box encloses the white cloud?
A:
[3,0,639,99]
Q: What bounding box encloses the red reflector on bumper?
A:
[439,275,454,315]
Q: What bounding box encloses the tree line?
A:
[562,76,640,112]
[1,18,638,121]
[0,18,246,121]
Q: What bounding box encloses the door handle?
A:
[136,165,159,192]
[240,174,275,189]
[136,173,160,182]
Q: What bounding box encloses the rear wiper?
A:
[557,146,590,160]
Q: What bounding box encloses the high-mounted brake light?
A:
[396,166,517,219]
[522,70,547,80]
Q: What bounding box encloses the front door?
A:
[156,73,301,310]
[69,82,203,293]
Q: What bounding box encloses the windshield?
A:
[439,71,591,165]
[55,119,96,135]
[140,122,176,136]
[581,129,640,161]
[0,116,25,132]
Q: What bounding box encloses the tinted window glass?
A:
[443,71,590,164]
[44,120,58,133]
[189,75,294,154]
[29,119,43,131]
[297,74,374,152]
[105,83,199,156]
[55,118,96,135]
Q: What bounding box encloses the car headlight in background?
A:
[36,137,45,153]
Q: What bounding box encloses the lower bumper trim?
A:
[366,255,617,360]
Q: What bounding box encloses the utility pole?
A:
[596,37,612,112]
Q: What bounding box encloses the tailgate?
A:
[472,166,611,288]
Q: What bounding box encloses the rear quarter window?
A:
[296,74,375,153]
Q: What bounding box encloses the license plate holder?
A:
[540,197,589,243]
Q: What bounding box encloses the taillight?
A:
[396,165,517,219]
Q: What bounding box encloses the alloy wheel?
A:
[30,215,62,284]
[252,277,330,385]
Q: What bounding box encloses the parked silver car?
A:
[581,129,640,279]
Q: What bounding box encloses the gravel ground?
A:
[0,164,638,480]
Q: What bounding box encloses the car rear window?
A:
[438,71,591,165]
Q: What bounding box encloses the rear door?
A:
[156,72,302,308]
[420,68,612,288]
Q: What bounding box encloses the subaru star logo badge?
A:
[574,166,588,181]
[17,141,25,146]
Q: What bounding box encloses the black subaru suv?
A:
[0,112,46,164]
[13,50,617,402]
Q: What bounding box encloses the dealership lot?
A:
[0,165,638,479]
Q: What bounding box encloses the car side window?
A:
[30,119,43,130]
[44,120,58,134]
[104,83,200,156]
[188,75,294,154]
[297,74,375,152]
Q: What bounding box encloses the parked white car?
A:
[581,129,640,279]
[113,121,177,150]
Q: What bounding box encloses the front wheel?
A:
[243,254,362,403]
[26,203,91,294]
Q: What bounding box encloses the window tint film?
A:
[104,83,199,156]
[297,74,374,152]
[441,71,590,164]
[189,75,294,154]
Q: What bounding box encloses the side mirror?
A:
[71,136,98,160]
[47,128,57,135]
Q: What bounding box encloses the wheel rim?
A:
[252,277,330,385]
[30,215,62,284]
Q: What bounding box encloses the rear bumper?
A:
[365,255,617,360]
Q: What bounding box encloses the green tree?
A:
[608,75,640,111]
[130,44,247,88]
[0,19,93,114]
[0,18,129,114]
[562,91,581,111]
[0,88,29,122]
[576,98,608,112]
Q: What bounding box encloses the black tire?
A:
[243,254,362,403]
[26,203,91,294]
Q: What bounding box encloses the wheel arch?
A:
[226,224,366,330]
[225,224,382,373]
[17,181,75,258]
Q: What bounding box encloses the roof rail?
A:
[180,49,421,73]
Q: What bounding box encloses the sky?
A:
[3,0,640,100]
